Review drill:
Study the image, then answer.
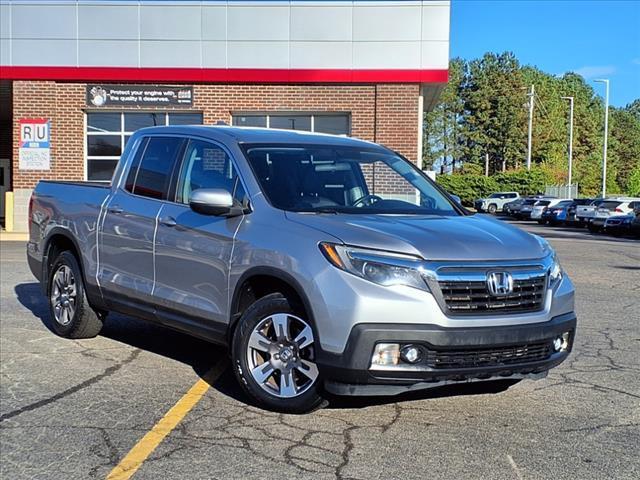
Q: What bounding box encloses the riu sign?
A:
[19,118,51,170]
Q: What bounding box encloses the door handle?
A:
[108,205,123,214]
[160,216,177,227]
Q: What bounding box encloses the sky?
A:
[450,0,640,107]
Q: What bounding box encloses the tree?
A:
[460,52,526,173]
[423,58,466,172]
[627,164,640,196]
[422,51,639,199]
[608,106,640,192]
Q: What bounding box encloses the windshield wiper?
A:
[311,207,340,214]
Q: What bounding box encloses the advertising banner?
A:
[19,119,51,170]
[86,85,193,107]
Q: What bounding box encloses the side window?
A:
[177,139,246,204]
[131,137,184,200]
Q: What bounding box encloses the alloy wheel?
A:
[246,313,319,398]
[50,265,77,326]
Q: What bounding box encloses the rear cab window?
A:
[124,136,186,200]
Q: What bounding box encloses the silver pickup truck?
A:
[27,126,576,413]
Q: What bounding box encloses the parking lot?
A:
[1,221,638,480]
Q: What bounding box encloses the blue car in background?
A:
[540,200,574,225]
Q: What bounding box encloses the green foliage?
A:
[627,165,640,196]
[436,167,551,205]
[436,174,497,205]
[493,168,549,195]
[423,52,640,197]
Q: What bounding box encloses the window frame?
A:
[231,112,351,136]
[84,110,203,182]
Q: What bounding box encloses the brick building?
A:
[0,0,450,232]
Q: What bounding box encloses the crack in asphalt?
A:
[0,349,141,423]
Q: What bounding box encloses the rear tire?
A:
[47,251,104,339]
[231,293,325,413]
[588,223,600,233]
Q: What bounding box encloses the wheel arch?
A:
[228,267,316,344]
[42,228,85,289]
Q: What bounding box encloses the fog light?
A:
[400,345,423,364]
[553,332,571,352]
[371,343,400,366]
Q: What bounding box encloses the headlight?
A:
[319,243,429,291]
[550,253,563,284]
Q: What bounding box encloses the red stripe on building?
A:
[0,66,448,84]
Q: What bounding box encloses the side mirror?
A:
[450,194,462,205]
[189,188,239,216]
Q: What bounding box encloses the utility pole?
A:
[561,96,574,185]
[594,79,609,197]
[485,153,489,176]
[526,84,535,170]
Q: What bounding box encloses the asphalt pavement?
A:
[1,220,639,480]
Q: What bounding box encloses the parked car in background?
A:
[588,199,640,233]
[504,197,525,216]
[631,206,640,238]
[474,192,520,214]
[540,200,574,225]
[532,199,569,222]
[517,197,549,219]
[602,214,635,237]
[566,198,594,225]
[575,198,605,225]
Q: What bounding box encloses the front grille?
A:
[424,342,552,369]
[439,275,546,314]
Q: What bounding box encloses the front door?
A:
[98,136,185,312]
[153,138,246,336]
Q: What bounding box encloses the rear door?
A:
[153,138,247,337]
[99,136,185,312]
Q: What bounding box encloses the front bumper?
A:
[318,312,576,396]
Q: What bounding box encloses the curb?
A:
[0,232,28,242]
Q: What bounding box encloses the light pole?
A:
[561,96,574,186]
[526,84,535,170]
[594,79,609,197]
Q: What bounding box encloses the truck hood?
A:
[286,212,548,261]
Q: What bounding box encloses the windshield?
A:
[243,144,459,215]
[536,200,551,206]
[555,201,573,208]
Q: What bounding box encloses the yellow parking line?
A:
[106,361,227,480]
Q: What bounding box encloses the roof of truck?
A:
[135,125,387,150]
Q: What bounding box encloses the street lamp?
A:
[594,79,609,198]
[560,96,574,186]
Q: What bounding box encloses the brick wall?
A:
[12,81,419,189]
[10,80,419,230]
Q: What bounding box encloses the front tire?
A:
[47,251,104,339]
[232,293,325,413]
[487,204,497,215]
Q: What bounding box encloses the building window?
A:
[85,111,203,181]
[231,113,350,136]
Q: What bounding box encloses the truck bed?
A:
[28,180,113,282]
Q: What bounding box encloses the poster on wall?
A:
[86,85,193,107]
[19,119,51,170]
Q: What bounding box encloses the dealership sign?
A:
[19,119,51,170]
[86,85,193,107]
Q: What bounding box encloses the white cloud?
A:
[573,65,617,79]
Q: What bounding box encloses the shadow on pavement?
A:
[15,281,524,412]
